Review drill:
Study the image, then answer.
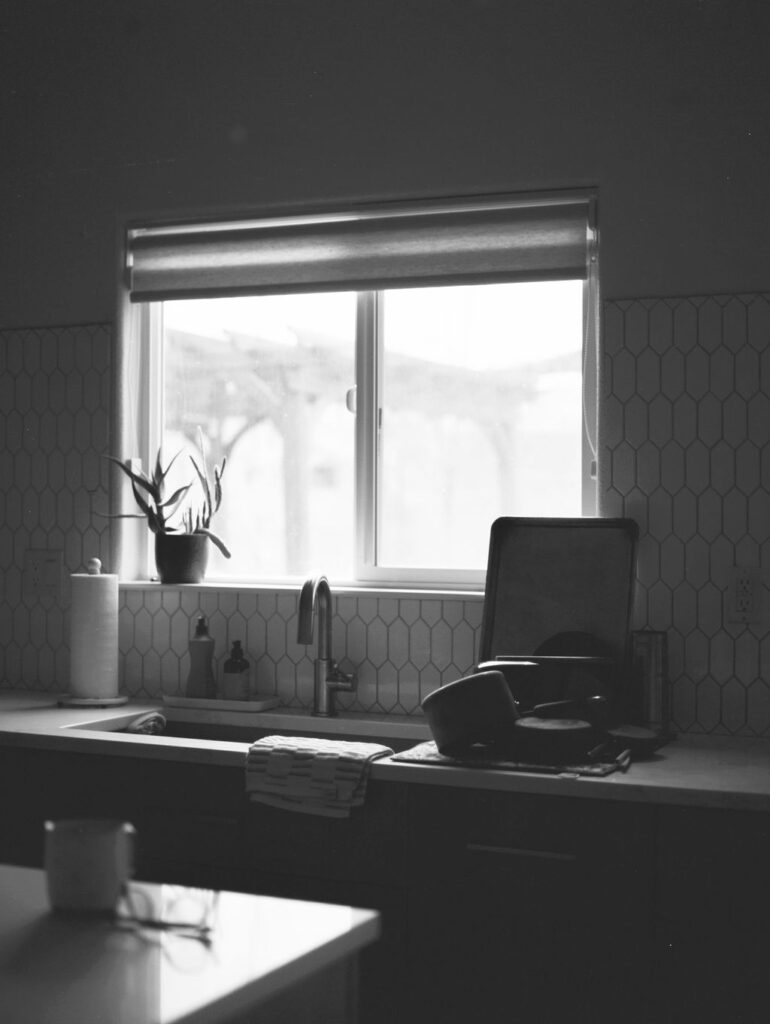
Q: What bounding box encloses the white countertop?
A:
[2,691,770,811]
[0,863,379,1024]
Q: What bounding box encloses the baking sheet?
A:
[480,517,638,664]
[478,517,638,715]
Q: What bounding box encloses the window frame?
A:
[115,191,599,590]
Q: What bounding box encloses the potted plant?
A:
[108,429,231,584]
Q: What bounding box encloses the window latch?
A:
[345,387,357,414]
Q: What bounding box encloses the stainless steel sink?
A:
[67,710,430,754]
[120,718,422,752]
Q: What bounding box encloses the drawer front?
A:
[407,785,654,872]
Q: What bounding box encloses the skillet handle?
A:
[527,699,581,719]
[529,694,608,723]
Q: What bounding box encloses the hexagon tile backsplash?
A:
[119,585,484,716]
[601,295,770,736]
[1,297,769,734]
[0,324,112,690]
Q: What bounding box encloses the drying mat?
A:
[391,740,629,777]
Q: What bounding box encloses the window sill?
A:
[117,579,485,601]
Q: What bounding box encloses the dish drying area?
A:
[408,517,666,775]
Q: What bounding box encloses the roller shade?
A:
[127,194,595,302]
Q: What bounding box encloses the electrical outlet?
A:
[23,549,63,601]
[727,567,762,624]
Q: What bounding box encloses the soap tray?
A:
[162,695,281,713]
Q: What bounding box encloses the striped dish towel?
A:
[245,735,394,817]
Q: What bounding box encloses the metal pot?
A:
[421,670,520,755]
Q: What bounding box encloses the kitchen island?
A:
[0,863,379,1024]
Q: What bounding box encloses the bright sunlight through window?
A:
[158,279,585,583]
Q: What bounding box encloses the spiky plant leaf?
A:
[99,512,147,521]
[131,481,155,519]
[153,448,164,486]
[155,449,182,489]
[199,528,231,559]
[146,508,161,534]
[190,456,211,518]
[158,483,192,511]
[106,456,159,502]
[213,459,226,514]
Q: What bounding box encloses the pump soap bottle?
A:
[221,640,251,701]
[186,615,216,698]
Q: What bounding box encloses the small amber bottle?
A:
[221,640,251,701]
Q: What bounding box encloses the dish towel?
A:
[245,735,394,817]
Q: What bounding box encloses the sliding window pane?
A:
[378,281,584,570]
[162,293,357,579]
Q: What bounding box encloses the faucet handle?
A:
[327,663,357,694]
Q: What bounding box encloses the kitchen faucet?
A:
[297,575,356,716]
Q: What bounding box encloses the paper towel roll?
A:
[69,558,119,700]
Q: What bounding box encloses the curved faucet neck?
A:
[297,575,332,661]
[297,575,356,717]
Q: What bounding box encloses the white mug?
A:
[44,819,135,914]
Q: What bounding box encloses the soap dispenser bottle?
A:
[221,640,251,701]
[186,615,216,698]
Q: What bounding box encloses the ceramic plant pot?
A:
[154,533,209,584]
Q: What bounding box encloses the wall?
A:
[1,1,769,733]
[3,0,770,321]
[602,295,770,734]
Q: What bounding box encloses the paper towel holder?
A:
[58,557,129,708]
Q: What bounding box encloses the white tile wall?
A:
[118,584,483,714]
[602,295,770,735]
[0,325,111,692]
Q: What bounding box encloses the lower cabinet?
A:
[404,785,657,1024]
[654,805,770,1024]
[238,781,409,1024]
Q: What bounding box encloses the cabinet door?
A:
[407,785,655,1024]
[0,747,248,887]
[655,805,770,1024]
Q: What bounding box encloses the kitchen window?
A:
[117,192,598,588]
